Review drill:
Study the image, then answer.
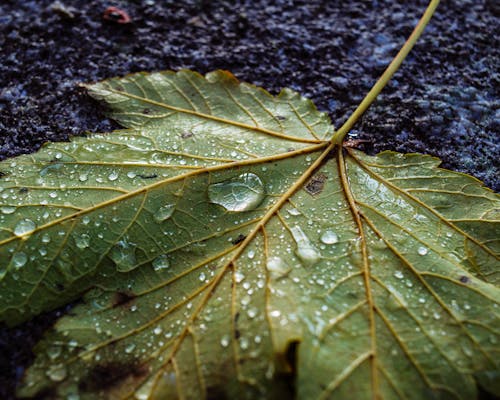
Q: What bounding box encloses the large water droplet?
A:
[0,206,16,214]
[290,225,320,266]
[417,246,428,256]
[14,219,36,237]
[109,238,137,272]
[75,234,90,249]
[320,230,339,244]
[266,257,290,279]
[208,173,265,212]
[46,364,67,382]
[154,204,175,223]
[152,255,170,271]
[11,252,28,268]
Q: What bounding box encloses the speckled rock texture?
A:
[0,0,498,398]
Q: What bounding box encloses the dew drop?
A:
[220,334,230,348]
[320,230,339,245]
[46,364,67,382]
[108,171,119,181]
[75,234,90,249]
[234,271,245,283]
[394,270,404,279]
[266,257,290,279]
[153,327,163,335]
[199,272,206,282]
[127,171,137,179]
[152,255,170,271]
[287,208,301,216]
[109,238,137,272]
[290,225,320,266]
[14,219,36,237]
[1,206,16,214]
[125,343,135,354]
[154,204,175,223]
[417,246,428,256]
[41,233,51,243]
[208,172,265,212]
[247,250,255,259]
[11,252,27,268]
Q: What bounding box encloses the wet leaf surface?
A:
[0,70,498,399]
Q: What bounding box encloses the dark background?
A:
[0,0,498,398]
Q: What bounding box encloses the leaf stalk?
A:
[331,0,440,145]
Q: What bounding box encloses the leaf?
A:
[0,70,498,399]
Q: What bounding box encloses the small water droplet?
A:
[1,206,16,214]
[125,343,136,353]
[266,257,290,279]
[247,250,255,259]
[11,252,27,268]
[154,204,175,223]
[108,171,119,181]
[287,208,301,216]
[199,272,206,281]
[153,327,163,335]
[127,171,137,179]
[394,270,404,279]
[75,234,90,249]
[152,255,170,271]
[234,271,245,283]
[46,364,67,382]
[78,174,88,182]
[290,225,320,266]
[41,233,51,243]
[208,172,265,212]
[109,238,137,272]
[417,246,428,256]
[220,334,230,348]
[320,230,339,244]
[14,219,36,237]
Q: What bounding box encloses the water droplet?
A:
[394,270,404,279]
[125,343,136,354]
[46,345,62,360]
[234,271,245,283]
[14,219,36,237]
[127,171,137,179]
[208,172,265,212]
[287,208,301,216]
[247,250,255,259]
[0,206,16,214]
[11,252,27,268]
[46,364,67,382]
[41,233,51,243]
[220,334,230,348]
[266,257,290,279]
[78,174,88,182]
[290,225,320,266]
[109,238,137,272]
[239,337,249,350]
[199,272,206,282]
[152,255,170,271]
[417,246,428,256]
[153,327,163,335]
[154,204,175,223]
[320,230,339,244]
[75,234,90,249]
[108,171,119,181]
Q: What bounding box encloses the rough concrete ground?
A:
[0,0,498,398]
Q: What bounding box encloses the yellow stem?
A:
[331,0,440,145]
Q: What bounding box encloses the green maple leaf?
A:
[0,2,499,399]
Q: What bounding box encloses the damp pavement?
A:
[0,0,498,398]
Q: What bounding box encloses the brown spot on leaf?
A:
[79,362,149,392]
[459,275,470,284]
[305,173,327,195]
[112,291,136,308]
[181,131,194,139]
[231,234,246,245]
